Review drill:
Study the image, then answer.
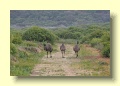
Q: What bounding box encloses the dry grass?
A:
[71,44,110,76]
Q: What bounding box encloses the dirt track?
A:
[30,44,82,76]
[30,43,109,76]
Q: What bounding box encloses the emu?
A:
[44,42,53,58]
[73,41,80,58]
[60,43,66,58]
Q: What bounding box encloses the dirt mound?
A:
[19,46,41,53]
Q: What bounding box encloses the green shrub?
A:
[101,31,110,42]
[90,38,102,47]
[81,36,90,44]
[12,36,22,44]
[19,50,28,58]
[102,46,110,57]
[12,33,22,44]
[102,43,110,57]
[94,43,103,50]
[22,26,57,44]
[10,43,18,55]
[89,29,103,39]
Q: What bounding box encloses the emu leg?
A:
[75,52,76,58]
[62,51,63,58]
[75,52,77,58]
[76,52,78,58]
[47,52,48,58]
[63,51,65,58]
[50,52,52,58]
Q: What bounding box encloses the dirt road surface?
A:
[30,43,109,76]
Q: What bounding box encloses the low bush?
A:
[11,32,22,44]
[90,38,102,47]
[102,43,110,57]
[10,43,18,55]
[19,50,28,58]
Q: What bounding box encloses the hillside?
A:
[10,10,110,29]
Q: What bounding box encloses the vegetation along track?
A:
[30,43,110,76]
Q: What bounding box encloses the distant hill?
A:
[10,10,110,29]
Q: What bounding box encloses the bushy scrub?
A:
[102,43,110,57]
[22,26,57,44]
[101,31,110,42]
[90,38,102,47]
[81,36,90,44]
[101,31,110,57]
[19,50,28,58]
[11,32,22,44]
[10,43,18,55]
[52,24,110,58]
[12,35,22,44]
[89,29,103,39]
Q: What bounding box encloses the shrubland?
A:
[51,23,110,57]
[10,23,110,76]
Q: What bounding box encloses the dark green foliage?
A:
[102,43,110,57]
[22,26,57,44]
[101,31,110,57]
[19,50,28,58]
[81,36,89,44]
[12,35,22,44]
[89,29,103,39]
[10,43,18,55]
[90,38,102,47]
[101,31,110,42]
[10,30,22,44]
[51,23,110,58]
[53,27,83,40]
[89,29,110,57]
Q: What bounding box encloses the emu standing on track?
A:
[60,43,66,58]
[44,42,53,58]
[73,41,80,58]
